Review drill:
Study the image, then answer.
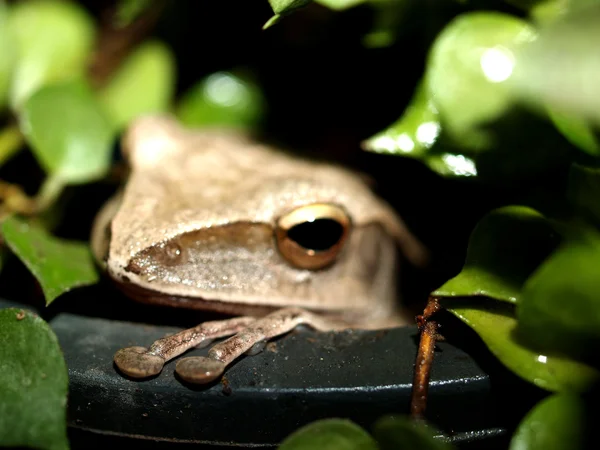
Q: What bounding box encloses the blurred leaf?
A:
[278,418,378,450]
[363,79,441,159]
[567,164,600,227]
[0,124,23,167]
[373,416,454,450]
[1,216,99,305]
[265,0,311,28]
[517,235,600,363]
[0,1,16,110]
[269,0,312,14]
[509,394,586,450]
[316,0,367,9]
[523,0,600,24]
[7,0,95,110]
[510,5,600,127]
[427,12,536,146]
[434,206,559,302]
[176,71,265,129]
[115,0,153,27]
[99,40,176,131]
[362,0,411,48]
[449,303,599,392]
[20,80,115,185]
[548,109,599,156]
[0,307,69,450]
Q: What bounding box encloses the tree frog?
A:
[91,115,427,384]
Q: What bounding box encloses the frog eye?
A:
[275,203,351,270]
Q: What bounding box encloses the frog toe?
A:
[175,356,225,384]
[114,346,165,378]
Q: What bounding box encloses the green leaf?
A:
[0,1,16,110]
[373,416,454,450]
[509,394,586,450]
[115,0,153,27]
[0,307,69,450]
[278,418,378,450]
[448,302,598,392]
[427,12,536,145]
[264,0,311,28]
[20,80,116,185]
[268,0,312,14]
[434,206,559,303]
[99,40,176,131]
[1,216,99,305]
[517,235,600,363]
[176,71,265,129]
[548,109,599,156]
[315,0,367,10]
[362,79,486,178]
[7,0,95,110]
[567,164,600,227]
[363,79,441,159]
[361,0,412,48]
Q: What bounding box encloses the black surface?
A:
[0,295,526,448]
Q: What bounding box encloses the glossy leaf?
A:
[1,216,99,305]
[20,80,115,184]
[427,12,536,145]
[0,308,69,450]
[316,0,367,10]
[517,236,600,363]
[7,0,95,110]
[269,0,311,14]
[373,416,454,450]
[0,1,15,109]
[434,206,559,303]
[509,394,586,450]
[548,109,599,156]
[362,80,485,178]
[265,0,311,28]
[278,418,378,450]
[567,164,600,227]
[449,303,598,392]
[363,79,441,159]
[176,71,265,129]
[99,40,176,131]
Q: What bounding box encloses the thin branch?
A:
[410,296,442,420]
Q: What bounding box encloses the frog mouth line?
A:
[113,277,281,317]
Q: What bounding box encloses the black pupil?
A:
[286,219,344,251]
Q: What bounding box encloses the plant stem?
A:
[34,175,65,213]
[410,296,441,420]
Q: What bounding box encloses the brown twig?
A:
[410,296,442,420]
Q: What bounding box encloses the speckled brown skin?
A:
[92,114,428,383]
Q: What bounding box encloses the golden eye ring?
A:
[275,203,351,270]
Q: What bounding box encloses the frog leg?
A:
[114,316,256,379]
[175,307,350,384]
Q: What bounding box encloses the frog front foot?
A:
[113,307,349,384]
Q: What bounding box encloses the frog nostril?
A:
[158,242,184,266]
[165,242,182,260]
